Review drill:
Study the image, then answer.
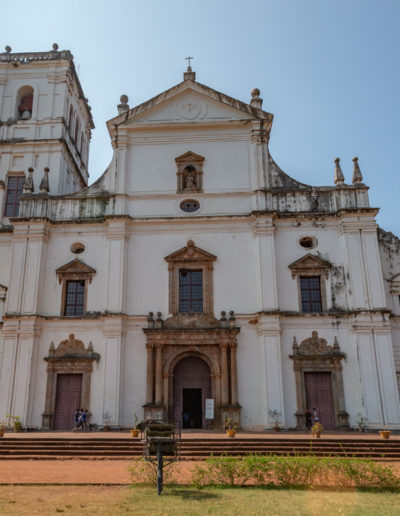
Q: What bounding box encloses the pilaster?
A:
[102,317,124,425]
[257,316,285,427]
[339,212,385,310]
[106,219,128,313]
[252,215,278,311]
[0,318,39,425]
[353,313,400,427]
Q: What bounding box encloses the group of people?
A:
[73,408,88,432]
[305,407,320,430]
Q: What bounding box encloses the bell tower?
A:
[0,44,94,222]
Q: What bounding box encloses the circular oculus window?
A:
[70,242,85,254]
[299,236,317,249]
[180,199,200,213]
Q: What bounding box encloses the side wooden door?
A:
[54,374,82,430]
[304,372,336,429]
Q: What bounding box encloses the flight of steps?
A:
[0,437,399,461]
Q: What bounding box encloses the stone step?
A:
[0,437,398,461]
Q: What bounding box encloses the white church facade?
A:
[0,45,399,431]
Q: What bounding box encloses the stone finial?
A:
[147,312,155,328]
[117,94,129,115]
[39,167,50,193]
[250,88,263,109]
[88,341,93,352]
[333,336,340,351]
[352,157,363,184]
[292,336,299,353]
[183,62,196,81]
[5,46,12,53]
[334,157,345,185]
[23,167,34,193]
[156,312,163,328]
[229,310,236,328]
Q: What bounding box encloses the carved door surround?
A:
[143,321,240,429]
[42,334,100,429]
[175,151,204,193]
[290,331,349,430]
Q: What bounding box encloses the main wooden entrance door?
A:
[173,357,211,429]
[305,372,336,429]
[54,374,82,430]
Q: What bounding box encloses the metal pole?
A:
[157,441,163,495]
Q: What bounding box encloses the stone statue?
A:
[184,169,197,191]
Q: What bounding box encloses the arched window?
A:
[75,119,80,145]
[16,86,34,120]
[68,105,73,130]
[80,133,85,157]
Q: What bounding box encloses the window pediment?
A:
[56,258,96,284]
[175,151,205,165]
[165,240,216,264]
[288,253,331,279]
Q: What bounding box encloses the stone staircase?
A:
[0,437,399,461]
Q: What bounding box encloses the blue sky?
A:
[2,0,399,234]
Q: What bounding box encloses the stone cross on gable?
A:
[185,56,194,68]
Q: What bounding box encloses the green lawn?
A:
[0,486,400,515]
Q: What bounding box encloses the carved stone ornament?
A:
[293,331,344,358]
[288,253,331,279]
[46,334,100,361]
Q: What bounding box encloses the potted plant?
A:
[0,421,7,437]
[224,418,237,438]
[268,409,282,432]
[103,412,111,432]
[312,422,324,438]
[379,428,391,440]
[130,413,140,438]
[356,414,368,433]
[7,415,22,433]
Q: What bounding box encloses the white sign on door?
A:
[205,398,214,419]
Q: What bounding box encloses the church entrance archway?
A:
[173,356,211,429]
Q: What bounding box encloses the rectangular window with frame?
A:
[64,280,85,316]
[179,269,203,313]
[300,276,322,313]
[4,175,25,217]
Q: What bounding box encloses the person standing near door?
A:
[312,407,320,425]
